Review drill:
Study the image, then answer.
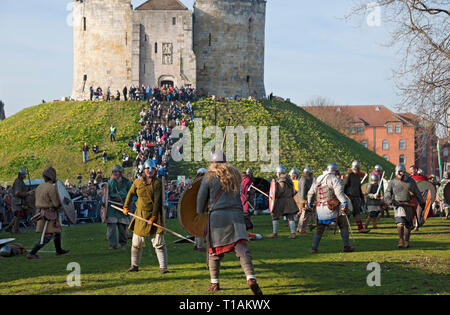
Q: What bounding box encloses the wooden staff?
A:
[111,205,195,244]
[249,185,269,198]
[108,200,124,207]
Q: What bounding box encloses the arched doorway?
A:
[158,75,176,88]
[161,80,174,87]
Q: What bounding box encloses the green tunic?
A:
[106,177,132,224]
[124,177,163,236]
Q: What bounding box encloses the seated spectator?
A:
[92,144,99,154]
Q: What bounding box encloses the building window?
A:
[444,148,449,157]
[362,140,368,148]
[395,124,402,134]
[83,17,86,31]
[383,155,389,161]
[399,140,406,150]
[155,42,158,54]
[387,124,393,134]
[357,125,363,134]
[399,154,405,164]
[162,43,173,65]
[246,75,250,83]
[209,33,212,46]
[172,17,176,25]
[382,140,389,150]
[349,126,356,134]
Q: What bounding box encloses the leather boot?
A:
[248,279,263,295]
[397,224,405,248]
[208,283,220,292]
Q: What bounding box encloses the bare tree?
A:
[303,97,354,134]
[348,0,449,137]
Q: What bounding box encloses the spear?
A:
[249,184,269,198]
[111,205,194,244]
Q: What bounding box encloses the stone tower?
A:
[193,0,266,99]
[72,0,133,100]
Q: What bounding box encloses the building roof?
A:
[135,0,188,10]
[303,105,416,127]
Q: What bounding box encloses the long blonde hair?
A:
[206,163,242,194]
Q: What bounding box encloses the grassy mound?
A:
[0,99,394,183]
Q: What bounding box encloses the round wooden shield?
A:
[56,180,77,224]
[443,182,450,204]
[269,179,276,214]
[100,184,108,223]
[417,181,436,204]
[178,178,208,238]
[361,183,368,195]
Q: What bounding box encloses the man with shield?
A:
[296,167,314,235]
[197,150,262,295]
[123,159,169,274]
[266,166,299,239]
[385,164,425,249]
[27,167,70,259]
[307,163,355,254]
[105,165,132,250]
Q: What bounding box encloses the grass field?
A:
[0,215,448,295]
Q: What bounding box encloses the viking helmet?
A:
[276,165,286,174]
[370,174,379,182]
[289,168,299,177]
[303,167,312,174]
[210,150,226,163]
[395,164,406,175]
[112,165,124,173]
[351,160,361,170]
[246,168,254,176]
[418,169,424,175]
[197,168,207,175]
[374,165,383,171]
[18,169,26,176]
[327,162,339,173]
[144,159,157,171]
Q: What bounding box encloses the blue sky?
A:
[0,0,400,117]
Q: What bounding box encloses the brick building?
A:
[304,105,439,175]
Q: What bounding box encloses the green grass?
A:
[0,99,394,183]
[0,216,448,295]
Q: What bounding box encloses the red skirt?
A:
[209,239,248,255]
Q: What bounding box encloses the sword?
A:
[375,172,385,197]
[249,185,269,198]
[111,205,195,244]
[360,174,368,185]
[40,221,49,245]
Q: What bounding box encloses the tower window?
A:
[155,42,158,54]
[246,75,250,83]
[83,17,86,31]
[173,17,176,25]
[125,32,128,46]
[208,34,212,46]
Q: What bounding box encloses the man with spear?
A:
[122,159,169,273]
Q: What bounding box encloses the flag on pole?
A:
[437,141,443,179]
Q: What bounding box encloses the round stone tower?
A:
[72,0,133,100]
[193,0,266,99]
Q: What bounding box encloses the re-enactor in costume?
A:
[364,174,382,229]
[106,165,132,250]
[5,169,33,234]
[197,150,263,295]
[296,167,314,234]
[266,166,300,239]
[343,161,370,233]
[307,163,355,253]
[27,167,69,259]
[384,164,425,249]
[123,159,169,273]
